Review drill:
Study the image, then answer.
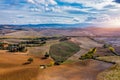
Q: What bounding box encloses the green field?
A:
[49,41,80,63]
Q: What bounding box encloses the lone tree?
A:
[27,58,33,63]
[103,44,111,48]
[44,52,49,58]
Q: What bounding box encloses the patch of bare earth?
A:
[0,50,53,80]
[37,60,112,80]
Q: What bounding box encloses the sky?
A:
[0,0,120,27]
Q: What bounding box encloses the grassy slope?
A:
[97,56,120,80]
[49,41,80,62]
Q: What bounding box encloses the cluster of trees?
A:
[59,37,71,42]
[80,47,97,60]
[0,42,27,52]
[8,44,27,52]
[0,42,7,50]
[21,40,39,44]
[34,37,59,41]
[103,44,119,56]
[21,40,46,44]
[20,40,46,47]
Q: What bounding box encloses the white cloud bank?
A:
[0,0,120,27]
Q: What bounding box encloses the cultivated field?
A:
[0,51,53,80]
[37,59,112,80]
[0,36,119,80]
[49,41,80,63]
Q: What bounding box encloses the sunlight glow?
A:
[105,19,120,28]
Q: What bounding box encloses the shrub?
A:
[22,61,31,65]
[103,44,111,48]
[47,61,55,67]
[89,47,97,54]
[44,52,49,58]
[80,47,97,60]
[59,37,70,41]
[109,46,118,55]
[54,61,61,65]
[94,54,100,57]
[109,47,115,52]
[27,58,33,63]
[80,54,93,60]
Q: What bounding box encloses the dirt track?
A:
[68,37,102,61]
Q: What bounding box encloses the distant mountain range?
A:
[0,24,120,37]
[0,23,92,29]
[0,24,92,36]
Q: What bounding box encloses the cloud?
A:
[27,0,35,4]
[0,0,120,27]
[27,0,57,5]
[88,14,120,27]
[59,0,114,10]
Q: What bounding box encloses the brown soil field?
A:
[68,37,103,61]
[37,59,113,80]
[95,47,115,56]
[0,37,115,80]
[4,30,42,38]
[70,37,102,49]
[28,40,59,56]
[0,50,52,80]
